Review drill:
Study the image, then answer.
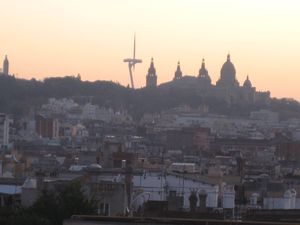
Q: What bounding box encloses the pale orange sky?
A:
[0,0,300,100]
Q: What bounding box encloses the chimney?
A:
[36,170,45,192]
[198,190,207,213]
[189,191,198,213]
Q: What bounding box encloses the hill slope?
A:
[0,75,299,120]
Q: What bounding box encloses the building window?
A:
[98,183,114,192]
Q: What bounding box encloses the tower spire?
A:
[227,54,231,61]
[174,61,182,80]
[148,57,155,73]
[146,58,157,87]
[3,55,9,76]
[132,33,136,71]
[123,34,142,88]
[198,58,211,85]
[199,58,208,77]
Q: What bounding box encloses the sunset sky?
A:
[0,0,300,100]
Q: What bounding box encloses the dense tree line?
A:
[0,181,96,225]
[1,75,300,120]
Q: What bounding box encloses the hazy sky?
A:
[0,0,300,99]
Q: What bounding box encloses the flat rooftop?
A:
[64,216,297,225]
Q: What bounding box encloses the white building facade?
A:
[132,171,234,210]
[0,113,10,148]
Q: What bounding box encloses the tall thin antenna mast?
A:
[123,34,142,88]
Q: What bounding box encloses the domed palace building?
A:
[215,54,269,104]
[154,54,270,105]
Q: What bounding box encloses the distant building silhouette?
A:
[3,55,9,76]
[146,58,157,87]
[173,61,182,80]
[153,54,270,105]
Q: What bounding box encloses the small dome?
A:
[243,75,252,88]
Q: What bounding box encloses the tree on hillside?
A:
[32,181,96,225]
[0,207,50,225]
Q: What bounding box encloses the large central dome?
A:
[221,54,236,81]
[217,54,239,87]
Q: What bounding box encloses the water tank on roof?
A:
[250,193,259,206]
[122,160,126,168]
[89,163,102,169]
[290,189,297,209]
[223,186,235,209]
[206,186,219,208]
[22,178,37,189]
[284,190,292,209]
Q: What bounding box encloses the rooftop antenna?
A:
[123,34,142,88]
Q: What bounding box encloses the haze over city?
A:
[0,0,300,99]
[4,1,300,224]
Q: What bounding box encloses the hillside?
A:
[0,75,300,120]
